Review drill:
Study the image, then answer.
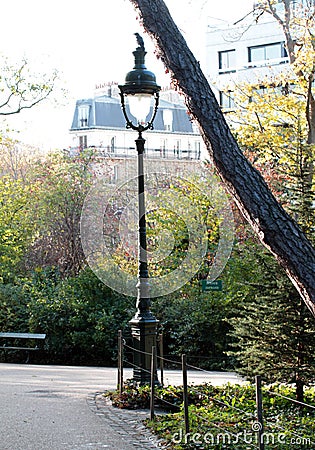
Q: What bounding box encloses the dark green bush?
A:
[0,267,134,365]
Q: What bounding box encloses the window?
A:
[186,141,192,159]
[163,109,173,131]
[219,91,235,109]
[110,137,116,153]
[219,49,236,72]
[160,139,167,157]
[174,140,181,158]
[248,42,287,63]
[79,135,87,150]
[249,84,289,103]
[194,141,201,160]
[78,105,90,128]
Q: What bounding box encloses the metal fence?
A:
[116,330,315,449]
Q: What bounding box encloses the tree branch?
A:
[0,58,57,116]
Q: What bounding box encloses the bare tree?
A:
[128,0,315,315]
[0,136,41,180]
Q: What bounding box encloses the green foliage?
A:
[0,267,134,365]
[27,267,133,364]
[226,237,315,402]
[153,284,232,369]
[224,73,315,241]
[0,148,127,364]
[109,382,315,449]
[0,281,29,332]
[0,176,34,280]
[106,170,229,286]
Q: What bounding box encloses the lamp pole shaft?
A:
[137,133,149,299]
[129,131,159,385]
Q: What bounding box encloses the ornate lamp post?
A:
[119,35,160,385]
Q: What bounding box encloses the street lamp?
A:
[119,34,161,385]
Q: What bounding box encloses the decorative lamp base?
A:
[129,315,159,385]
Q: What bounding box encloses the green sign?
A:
[201,279,223,292]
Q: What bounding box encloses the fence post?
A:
[117,330,123,394]
[255,375,264,450]
[159,333,164,386]
[150,346,156,421]
[182,354,190,437]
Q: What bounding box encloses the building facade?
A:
[205,1,306,108]
[69,84,204,161]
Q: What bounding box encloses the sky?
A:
[0,0,254,150]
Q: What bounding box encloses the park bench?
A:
[0,332,46,363]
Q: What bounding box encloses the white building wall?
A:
[206,15,289,100]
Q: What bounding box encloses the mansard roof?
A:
[70,94,195,134]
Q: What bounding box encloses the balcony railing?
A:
[68,145,202,161]
[218,57,289,75]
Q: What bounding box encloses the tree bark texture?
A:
[129,0,315,315]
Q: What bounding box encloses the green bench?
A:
[0,332,46,363]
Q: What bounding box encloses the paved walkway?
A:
[0,364,243,450]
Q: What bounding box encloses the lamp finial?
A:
[134,33,145,51]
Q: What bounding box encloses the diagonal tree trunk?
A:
[129,0,315,316]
